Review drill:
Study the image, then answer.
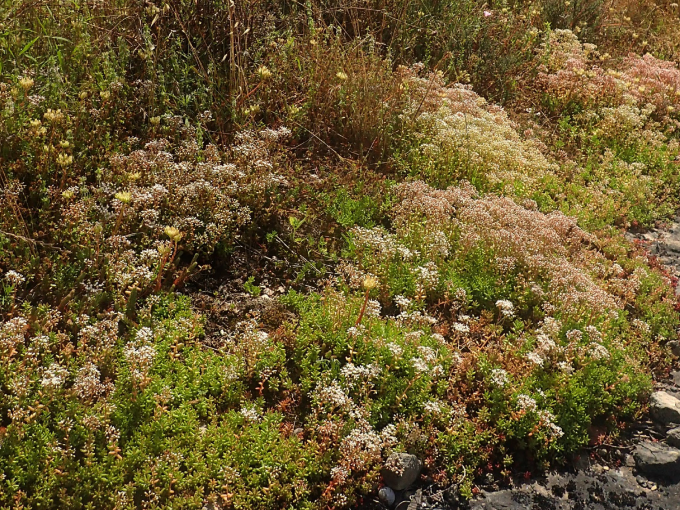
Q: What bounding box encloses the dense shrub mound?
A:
[2,0,680,508]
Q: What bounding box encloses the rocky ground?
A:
[365,223,680,510]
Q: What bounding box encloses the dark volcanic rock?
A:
[382,453,423,491]
[668,427,680,448]
[633,441,680,477]
[649,391,680,425]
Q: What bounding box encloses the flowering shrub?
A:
[538,28,680,122]
[347,180,677,325]
[0,78,290,316]
[397,68,558,194]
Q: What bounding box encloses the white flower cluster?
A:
[350,226,397,258]
[632,319,651,334]
[413,262,439,290]
[4,270,25,286]
[490,368,509,387]
[73,362,106,401]
[516,394,538,412]
[78,316,120,352]
[402,71,558,192]
[515,394,564,438]
[536,334,557,352]
[338,423,384,472]
[394,309,438,326]
[313,380,354,410]
[394,295,412,311]
[525,319,564,369]
[423,399,446,417]
[41,363,68,389]
[411,345,444,377]
[123,336,156,385]
[364,300,381,318]
[340,362,382,385]
[0,316,28,355]
[240,404,261,422]
[558,361,574,374]
[495,300,515,318]
[566,329,583,342]
[387,342,403,357]
[538,410,564,438]
[389,181,624,316]
[588,342,610,360]
[452,322,469,333]
[525,351,545,367]
[585,325,602,342]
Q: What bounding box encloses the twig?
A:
[0,229,69,253]
[287,119,348,163]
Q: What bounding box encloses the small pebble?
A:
[378,486,395,506]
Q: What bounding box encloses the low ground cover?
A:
[1,0,680,508]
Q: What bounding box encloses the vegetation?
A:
[1,0,680,508]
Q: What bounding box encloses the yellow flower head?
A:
[164,226,182,242]
[114,191,132,204]
[44,109,65,124]
[18,76,34,91]
[256,65,272,81]
[362,275,379,291]
[336,71,348,81]
[56,153,73,167]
